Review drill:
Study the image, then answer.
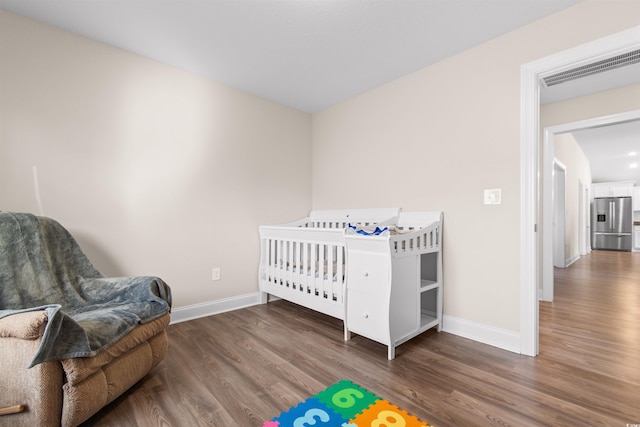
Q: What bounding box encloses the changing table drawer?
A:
[347,289,390,344]
[347,251,390,296]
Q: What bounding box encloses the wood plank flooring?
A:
[82,250,640,426]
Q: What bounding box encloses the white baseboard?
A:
[170,295,522,355]
[442,315,521,354]
[170,292,262,324]
[565,254,580,267]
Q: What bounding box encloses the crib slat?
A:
[334,246,344,304]
[287,240,294,287]
[298,241,303,290]
[318,243,325,298]
[292,240,298,290]
[268,238,275,281]
[303,242,310,293]
[310,243,317,294]
[281,239,287,285]
[327,244,334,300]
[275,239,280,282]
[282,239,288,285]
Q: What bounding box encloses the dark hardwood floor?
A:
[83,250,640,426]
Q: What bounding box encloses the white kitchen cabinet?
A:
[592,181,635,198]
[634,187,640,211]
[592,185,610,198]
[614,185,634,197]
[346,222,443,360]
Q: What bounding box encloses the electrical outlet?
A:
[212,267,221,281]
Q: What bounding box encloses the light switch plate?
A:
[484,189,502,205]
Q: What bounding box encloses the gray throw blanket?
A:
[0,212,172,367]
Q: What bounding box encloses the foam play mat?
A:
[263,380,432,426]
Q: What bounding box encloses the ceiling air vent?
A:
[542,49,640,87]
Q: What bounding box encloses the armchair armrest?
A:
[0,310,63,426]
[0,310,48,340]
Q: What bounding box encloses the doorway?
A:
[519,25,640,357]
[540,111,640,304]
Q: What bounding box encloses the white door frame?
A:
[579,179,585,257]
[519,25,640,357]
[552,159,567,270]
[584,185,591,255]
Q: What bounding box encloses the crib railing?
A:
[262,237,345,302]
[259,222,349,319]
[305,208,400,230]
[391,223,440,256]
[390,211,443,256]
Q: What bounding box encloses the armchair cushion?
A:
[0,310,48,340]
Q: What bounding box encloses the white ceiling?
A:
[1,0,639,183]
[569,120,640,184]
[541,61,640,184]
[0,0,582,113]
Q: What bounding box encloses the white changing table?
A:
[344,211,443,359]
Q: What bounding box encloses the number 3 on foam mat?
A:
[293,408,330,427]
[274,397,345,426]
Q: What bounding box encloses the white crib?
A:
[258,208,443,359]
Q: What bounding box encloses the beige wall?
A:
[2,1,639,339]
[541,83,640,129]
[554,133,591,262]
[0,10,312,308]
[312,1,640,333]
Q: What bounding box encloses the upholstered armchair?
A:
[0,212,172,426]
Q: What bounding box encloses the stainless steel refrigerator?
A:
[592,197,632,251]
